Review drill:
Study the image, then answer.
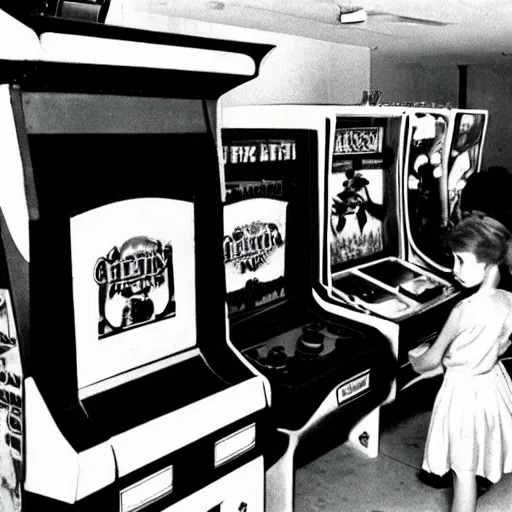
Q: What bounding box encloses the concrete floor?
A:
[295,377,512,512]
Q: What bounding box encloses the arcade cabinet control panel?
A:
[331,257,454,321]
[233,303,396,431]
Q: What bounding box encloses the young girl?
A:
[409,214,512,512]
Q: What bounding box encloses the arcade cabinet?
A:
[0,5,274,512]
[403,108,454,270]
[404,108,488,272]
[400,107,488,386]
[325,105,484,392]
[221,113,397,512]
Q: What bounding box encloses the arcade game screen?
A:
[328,117,400,274]
[223,134,303,317]
[405,112,451,267]
[28,132,205,390]
[447,113,486,226]
[224,198,287,315]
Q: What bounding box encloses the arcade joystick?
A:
[303,321,325,332]
[264,346,289,370]
[296,329,325,356]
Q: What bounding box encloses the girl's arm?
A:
[409,303,465,373]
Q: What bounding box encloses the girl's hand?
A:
[408,343,431,373]
[409,353,422,373]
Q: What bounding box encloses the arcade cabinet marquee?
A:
[0,5,274,512]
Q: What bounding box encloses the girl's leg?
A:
[452,470,477,512]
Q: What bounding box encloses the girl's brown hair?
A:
[447,214,512,271]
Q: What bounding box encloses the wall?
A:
[467,65,512,171]
[370,55,458,106]
[220,30,370,107]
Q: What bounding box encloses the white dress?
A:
[422,289,512,483]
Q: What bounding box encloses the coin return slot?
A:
[120,465,173,512]
[214,423,256,468]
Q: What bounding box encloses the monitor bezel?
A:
[221,127,318,325]
[326,115,403,279]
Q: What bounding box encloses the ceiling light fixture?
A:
[339,5,367,24]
